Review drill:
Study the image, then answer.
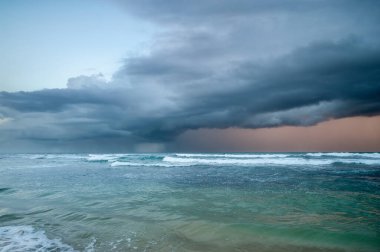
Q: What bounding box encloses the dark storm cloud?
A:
[128,39,380,140]
[1,0,380,151]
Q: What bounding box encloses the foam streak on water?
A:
[90,152,380,167]
[0,226,74,252]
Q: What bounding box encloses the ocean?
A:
[0,153,379,251]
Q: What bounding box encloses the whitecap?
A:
[306,152,380,158]
[110,161,191,167]
[175,153,289,158]
[163,156,380,166]
[86,154,127,162]
[0,225,75,252]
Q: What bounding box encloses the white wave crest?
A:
[163,156,380,166]
[306,152,380,158]
[164,156,329,165]
[0,225,75,252]
[110,161,191,167]
[87,154,127,162]
[175,153,289,158]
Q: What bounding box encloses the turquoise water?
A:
[0,153,379,251]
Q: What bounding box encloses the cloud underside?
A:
[1,0,380,151]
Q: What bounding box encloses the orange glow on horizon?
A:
[177,116,380,152]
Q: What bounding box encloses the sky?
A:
[0,0,379,153]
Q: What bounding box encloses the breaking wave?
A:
[175,153,289,158]
[0,225,97,252]
[305,152,380,158]
[162,156,380,166]
[105,153,380,167]
[110,161,190,167]
[0,225,75,252]
[2,153,378,167]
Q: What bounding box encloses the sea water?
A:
[0,153,379,251]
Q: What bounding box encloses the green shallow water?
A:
[0,153,379,251]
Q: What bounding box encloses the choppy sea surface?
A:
[0,153,379,252]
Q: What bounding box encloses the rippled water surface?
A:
[0,153,379,251]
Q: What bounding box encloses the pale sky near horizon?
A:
[0,0,154,91]
[0,0,379,152]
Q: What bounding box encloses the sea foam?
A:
[175,153,290,158]
[163,156,333,166]
[110,161,190,167]
[305,152,380,158]
[0,226,75,252]
[86,154,127,162]
[107,153,380,167]
[163,154,380,166]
